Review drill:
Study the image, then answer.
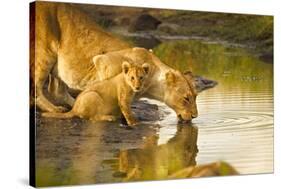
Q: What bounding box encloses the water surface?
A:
[36,40,273,186]
[154,40,273,174]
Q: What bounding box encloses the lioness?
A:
[42,61,150,126]
[32,2,198,122]
[91,48,198,122]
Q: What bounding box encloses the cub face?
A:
[122,61,150,92]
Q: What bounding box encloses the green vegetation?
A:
[154,40,273,91]
[79,5,273,60]
[157,11,273,57]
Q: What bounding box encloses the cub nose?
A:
[135,87,140,90]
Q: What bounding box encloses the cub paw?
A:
[127,118,138,127]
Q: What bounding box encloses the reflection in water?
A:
[117,125,198,181]
[36,40,273,186]
[154,40,273,175]
[36,117,198,186]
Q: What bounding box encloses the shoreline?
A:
[109,26,273,63]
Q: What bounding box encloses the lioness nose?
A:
[135,87,140,90]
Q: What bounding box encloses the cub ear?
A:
[142,63,150,74]
[92,55,103,65]
[122,61,131,74]
[165,71,176,86]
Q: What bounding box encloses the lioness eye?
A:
[131,76,134,80]
[184,97,190,103]
[140,76,143,80]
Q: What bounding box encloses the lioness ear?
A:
[122,61,131,74]
[183,70,198,94]
[142,63,150,74]
[165,71,176,85]
[183,70,196,86]
[183,70,194,80]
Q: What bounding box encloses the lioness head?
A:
[164,71,198,123]
[122,61,150,92]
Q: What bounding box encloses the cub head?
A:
[164,71,198,123]
[122,61,150,92]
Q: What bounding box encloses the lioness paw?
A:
[107,116,117,122]
[54,106,68,113]
[100,115,117,122]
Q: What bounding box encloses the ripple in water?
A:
[193,89,273,174]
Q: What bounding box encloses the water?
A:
[195,89,273,174]
[35,40,273,186]
[153,40,273,174]
[154,40,273,174]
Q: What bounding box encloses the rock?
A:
[128,14,162,32]
[184,71,218,93]
[194,75,218,92]
[130,35,161,49]
[131,100,159,121]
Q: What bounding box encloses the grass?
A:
[156,11,273,56]
[78,4,273,59]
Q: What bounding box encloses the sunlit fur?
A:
[33,2,198,122]
[164,71,198,122]
[42,62,150,126]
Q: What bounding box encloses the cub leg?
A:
[118,94,137,126]
[48,75,75,107]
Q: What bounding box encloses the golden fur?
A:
[33,2,198,122]
[91,48,198,121]
[42,61,150,126]
[34,2,130,112]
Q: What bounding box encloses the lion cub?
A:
[43,61,150,126]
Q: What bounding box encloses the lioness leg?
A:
[34,3,65,112]
[35,57,66,113]
[48,75,75,107]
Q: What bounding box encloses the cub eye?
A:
[140,76,143,80]
[131,76,135,80]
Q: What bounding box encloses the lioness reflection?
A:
[116,125,198,181]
